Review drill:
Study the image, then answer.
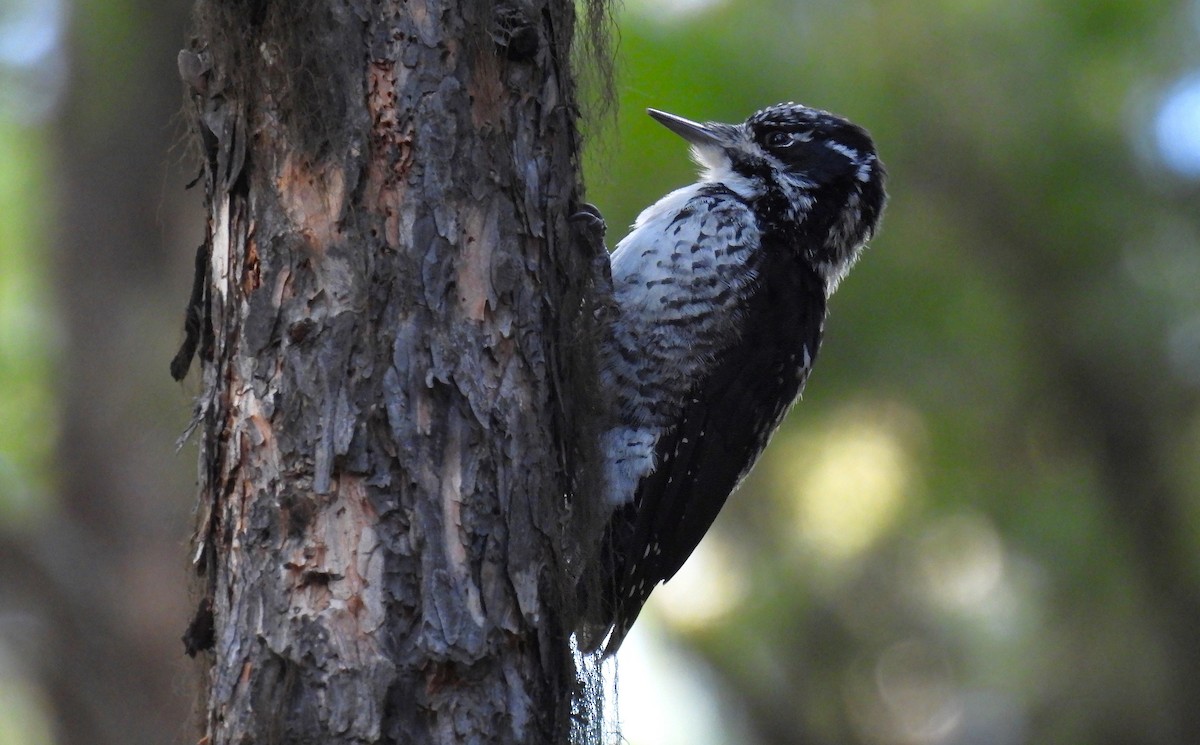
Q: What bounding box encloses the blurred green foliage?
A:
[0,121,55,525]
[587,1,1200,743]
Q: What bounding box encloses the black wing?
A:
[601,256,827,654]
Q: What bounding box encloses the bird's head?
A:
[649,103,887,292]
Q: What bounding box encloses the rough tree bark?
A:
[176,1,609,742]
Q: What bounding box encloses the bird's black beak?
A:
[647,108,727,148]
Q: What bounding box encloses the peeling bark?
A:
[178,1,607,742]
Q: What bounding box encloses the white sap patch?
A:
[211,195,231,300]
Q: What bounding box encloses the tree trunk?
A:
[178,1,607,742]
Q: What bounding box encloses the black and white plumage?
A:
[584,103,886,655]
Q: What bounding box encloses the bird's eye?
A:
[765,131,794,148]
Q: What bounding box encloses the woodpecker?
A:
[584,103,886,655]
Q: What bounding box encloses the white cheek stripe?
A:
[825,140,876,183]
[855,155,876,183]
[824,140,860,161]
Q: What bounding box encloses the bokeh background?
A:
[2,0,1199,743]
